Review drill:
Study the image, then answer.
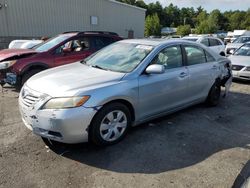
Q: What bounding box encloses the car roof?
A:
[59,31,120,38]
[119,38,202,47]
[119,38,222,60]
[183,36,199,39]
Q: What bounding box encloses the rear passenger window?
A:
[92,37,113,50]
[201,38,209,46]
[151,45,183,69]
[205,51,215,62]
[209,38,222,46]
[184,46,206,65]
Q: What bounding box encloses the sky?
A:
[144,0,250,12]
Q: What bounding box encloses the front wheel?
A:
[89,103,131,146]
[206,82,221,106]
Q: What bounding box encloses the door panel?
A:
[53,37,93,67]
[187,63,215,100]
[138,45,189,120]
[138,67,189,119]
[54,50,92,67]
[184,45,216,101]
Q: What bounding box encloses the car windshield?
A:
[83,42,154,73]
[234,44,250,56]
[233,37,250,43]
[34,34,74,52]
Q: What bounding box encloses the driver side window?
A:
[151,45,183,69]
[55,37,90,54]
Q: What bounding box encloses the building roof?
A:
[108,0,146,12]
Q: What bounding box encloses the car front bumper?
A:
[19,87,98,144]
[0,71,17,86]
[232,70,250,80]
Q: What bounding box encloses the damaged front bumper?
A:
[0,70,18,86]
[19,86,98,143]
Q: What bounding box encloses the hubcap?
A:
[100,110,127,142]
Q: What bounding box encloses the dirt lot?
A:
[0,81,250,188]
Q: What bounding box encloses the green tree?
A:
[228,11,246,30]
[164,3,180,27]
[242,9,250,29]
[145,14,161,36]
[176,25,191,36]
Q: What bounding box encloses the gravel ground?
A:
[0,81,249,188]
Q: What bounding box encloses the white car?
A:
[183,36,226,56]
[8,40,31,49]
[9,40,43,49]
[20,40,43,49]
[225,36,250,55]
[19,39,232,145]
[228,42,250,80]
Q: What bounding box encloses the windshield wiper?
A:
[80,59,87,64]
[91,65,109,71]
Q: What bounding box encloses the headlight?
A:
[0,60,16,70]
[42,96,90,109]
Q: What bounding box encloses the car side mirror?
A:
[145,64,165,74]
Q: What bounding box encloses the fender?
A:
[20,62,49,75]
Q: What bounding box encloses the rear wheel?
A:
[206,81,221,106]
[89,103,131,146]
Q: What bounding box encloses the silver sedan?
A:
[228,42,250,80]
[19,39,232,146]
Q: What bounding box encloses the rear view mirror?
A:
[145,64,165,74]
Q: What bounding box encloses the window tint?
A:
[205,51,216,62]
[85,42,153,73]
[151,46,183,69]
[201,38,209,46]
[93,37,113,50]
[216,39,223,45]
[233,37,250,43]
[242,37,250,43]
[209,38,222,46]
[55,37,89,54]
[184,46,206,65]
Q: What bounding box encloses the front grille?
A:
[232,65,245,71]
[21,87,41,108]
[22,94,40,108]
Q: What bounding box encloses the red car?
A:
[0,31,122,88]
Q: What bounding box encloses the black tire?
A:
[21,69,42,86]
[206,81,221,106]
[220,51,226,56]
[89,102,132,146]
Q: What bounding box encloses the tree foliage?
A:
[116,1,250,35]
[176,25,191,36]
[145,14,161,36]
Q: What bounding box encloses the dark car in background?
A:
[0,31,122,88]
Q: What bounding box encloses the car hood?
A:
[228,55,250,66]
[26,62,126,97]
[226,43,243,49]
[0,48,37,62]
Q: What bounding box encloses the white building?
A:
[0,0,146,48]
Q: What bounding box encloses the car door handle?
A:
[179,72,188,78]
